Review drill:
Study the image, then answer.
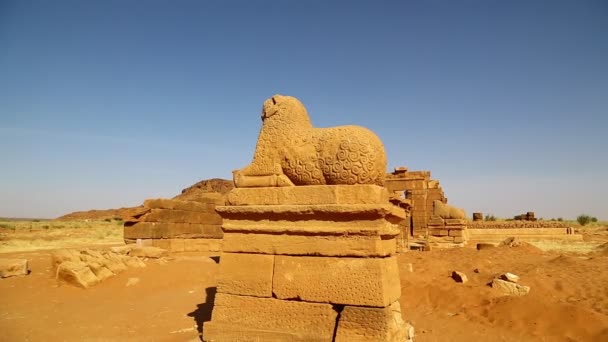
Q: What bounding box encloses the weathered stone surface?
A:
[222,232,396,257]
[141,209,222,224]
[124,222,223,239]
[500,272,520,283]
[0,259,30,278]
[203,293,337,342]
[203,322,316,341]
[109,245,132,254]
[491,278,530,296]
[227,185,389,205]
[51,249,82,267]
[217,253,274,297]
[445,219,467,226]
[129,246,168,258]
[232,95,386,188]
[433,200,466,219]
[183,238,222,252]
[221,215,401,236]
[101,255,128,274]
[452,271,468,283]
[448,229,463,237]
[335,301,411,342]
[56,261,100,288]
[86,261,114,281]
[273,256,401,307]
[143,198,216,212]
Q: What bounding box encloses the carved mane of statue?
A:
[233,95,387,188]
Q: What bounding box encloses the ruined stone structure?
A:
[385,167,468,248]
[123,193,225,252]
[203,95,413,341]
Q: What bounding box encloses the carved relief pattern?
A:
[239,95,386,186]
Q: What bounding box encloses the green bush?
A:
[557,217,563,222]
[591,217,598,223]
[484,214,497,221]
[577,214,592,226]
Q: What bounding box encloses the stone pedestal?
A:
[203,185,413,342]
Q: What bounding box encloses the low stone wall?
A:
[123,193,225,252]
[427,217,469,248]
[468,226,582,244]
[468,220,569,229]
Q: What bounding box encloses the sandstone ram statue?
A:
[233,95,387,187]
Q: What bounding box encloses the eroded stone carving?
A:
[234,95,387,187]
[433,200,466,219]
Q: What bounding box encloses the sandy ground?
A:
[1,227,608,341]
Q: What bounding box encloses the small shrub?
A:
[0,223,13,229]
[577,214,592,226]
[484,214,497,221]
[591,217,598,223]
[42,225,50,229]
[104,218,111,222]
[557,217,563,222]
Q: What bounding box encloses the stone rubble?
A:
[0,258,30,278]
[51,246,162,288]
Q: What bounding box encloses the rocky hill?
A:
[56,178,234,220]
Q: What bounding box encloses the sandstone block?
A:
[202,322,315,342]
[0,259,30,278]
[445,218,467,226]
[190,192,225,205]
[86,261,114,281]
[141,209,222,224]
[222,232,396,257]
[453,236,465,243]
[56,261,100,288]
[273,256,401,307]
[227,185,389,206]
[51,249,82,267]
[500,272,520,283]
[473,212,483,221]
[448,229,463,237]
[183,238,222,252]
[491,278,530,296]
[428,218,445,226]
[143,198,216,212]
[335,301,411,342]
[217,253,274,297]
[129,246,168,258]
[438,230,449,236]
[203,293,337,342]
[101,256,128,274]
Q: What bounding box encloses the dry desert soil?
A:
[1,224,608,342]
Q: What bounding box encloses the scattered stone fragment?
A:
[51,249,81,267]
[86,261,114,281]
[56,261,100,288]
[123,257,146,268]
[500,272,520,283]
[491,278,530,296]
[0,259,30,278]
[451,271,468,283]
[110,245,133,254]
[473,268,480,273]
[405,263,414,272]
[129,246,169,258]
[101,256,128,274]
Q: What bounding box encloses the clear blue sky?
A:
[1,0,606,219]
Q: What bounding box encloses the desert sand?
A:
[1,227,607,342]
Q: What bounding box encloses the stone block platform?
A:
[203,185,413,342]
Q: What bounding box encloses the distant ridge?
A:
[56,178,234,220]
